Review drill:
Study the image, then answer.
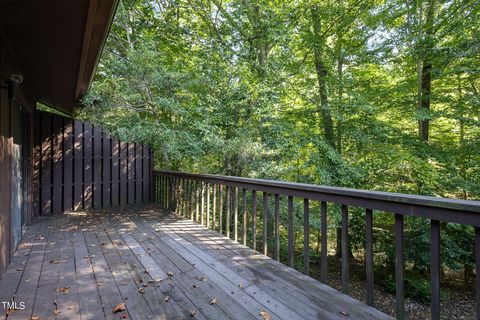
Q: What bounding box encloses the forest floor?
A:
[309,256,476,320]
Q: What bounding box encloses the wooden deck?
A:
[0,207,392,320]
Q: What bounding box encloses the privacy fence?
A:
[33,111,153,216]
[153,170,480,320]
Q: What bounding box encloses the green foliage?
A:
[80,0,480,299]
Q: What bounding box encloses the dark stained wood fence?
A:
[33,111,153,216]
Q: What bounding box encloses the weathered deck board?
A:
[0,207,393,320]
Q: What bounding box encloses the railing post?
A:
[212,184,216,229]
[395,214,405,320]
[476,227,480,320]
[252,190,257,251]
[303,198,310,275]
[201,181,205,225]
[242,189,247,246]
[287,196,294,268]
[431,219,440,320]
[263,192,269,255]
[226,185,231,238]
[219,185,223,233]
[234,187,238,242]
[366,208,374,306]
[274,194,280,261]
[341,204,349,294]
[206,183,210,227]
[321,201,328,284]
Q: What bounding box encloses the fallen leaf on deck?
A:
[112,303,126,313]
[16,267,24,271]
[53,310,61,315]
[89,244,96,247]
[239,283,244,289]
[30,316,41,320]
[25,278,31,283]
[164,296,170,302]
[167,271,174,277]
[209,298,217,305]
[56,287,70,294]
[339,311,350,317]
[192,284,198,288]
[24,253,30,256]
[138,288,145,294]
[154,228,160,232]
[120,281,128,286]
[190,309,197,317]
[67,306,74,310]
[259,310,271,320]
[49,260,64,264]
[120,313,128,319]
[200,275,208,281]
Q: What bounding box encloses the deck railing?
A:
[152,170,480,320]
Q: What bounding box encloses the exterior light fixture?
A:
[1,71,23,100]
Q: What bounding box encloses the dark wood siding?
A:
[33,111,153,216]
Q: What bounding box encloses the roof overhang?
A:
[0,0,118,115]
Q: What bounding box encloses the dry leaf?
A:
[339,311,350,317]
[112,303,126,313]
[25,278,32,283]
[238,283,244,289]
[53,310,61,315]
[16,267,24,271]
[200,275,208,282]
[57,287,70,294]
[164,296,170,302]
[190,309,197,317]
[259,310,271,320]
[120,313,128,319]
[30,316,41,320]
[138,288,145,294]
[49,260,63,264]
[192,284,198,288]
[67,305,74,310]
[209,298,217,305]
[167,271,174,277]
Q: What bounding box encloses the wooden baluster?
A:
[263,192,269,255]
[303,198,310,275]
[212,184,216,229]
[226,186,231,238]
[288,196,294,268]
[190,180,194,220]
[186,180,190,218]
[219,185,223,233]
[431,220,440,320]
[252,190,257,251]
[206,183,210,227]
[242,189,247,246]
[395,214,405,320]
[195,181,199,222]
[201,181,205,225]
[341,204,349,294]
[321,201,328,283]
[366,208,374,306]
[234,187,238,242]
[183,179,187,216]
[274,194,280,261]
[476,227,480,320]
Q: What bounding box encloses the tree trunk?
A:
[311,6,335,148]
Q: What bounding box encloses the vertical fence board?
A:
[102,133,111,207]
[83,123,93,209]
[127,143,135,204]
[93,126,102,208]
[33,115,41,216]
[52,116,63,214]
[111,139,119,206]
[120,142,128,206]
[40,113,52,215]
[73,120,83,210]
[143,145,149,203]
[135,143,142,203]
[63,120,73,212]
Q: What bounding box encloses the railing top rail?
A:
[154,170,480,215]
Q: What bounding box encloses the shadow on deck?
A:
[0,206,392,320]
